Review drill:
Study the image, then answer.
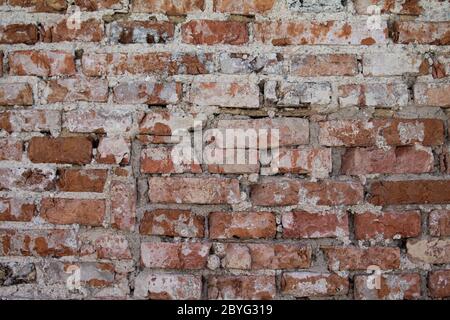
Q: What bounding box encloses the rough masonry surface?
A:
[0,0,449,300]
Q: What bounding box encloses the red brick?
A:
[111,180,136,232]
[382,119,445,146]
[407,239,450,264]
[132,0,204,14]
[320,120,376,147]
[82,52,213,76]
[0,167,55,192]
[414,83,450,107]
[182,20,249,45]
[354,211,422,240]
[268,81,332,107]
[209,212,276,239]
[363,52,424,76]
[0,24,38,44]
[0,197,35,222]
[134,272,202,299]
[0,138,22,161]
[75,0,121,10]
[139,209,205,238]
[96,137,131,165]
[251,179,363,206]
[319,119,444,147]
[446,145,450,174]
[206,148,260,174]
[219,52,283,74]
[109,21,174,44]
[291,54,358,76]
[45,78,109,103]
[429,270,450,298]
[62,262,115,288]
[220,243,252,269]
[222,243,311,270]
[148,177,240,204]
[28,137,92,165]
[0,110,60,133]
[208,275,276,300]
[177,53,215,74]
[63,109,132,135]
[79,229,132,260]
[141,146,202,174]
[113,81,181,105]
[9,50,75,77]
[82,262,116,288]
[215,118,310,147]
[44,18,104,42]
[393,21,450,45]
[8,0,67,12]
[369,180,450,205]
[429,210,450,237]
[214,0,275,14]
[139,110,201,136]
[323,247,401,270]
[0,83,33,106]
[433,53,450,79]
[141,242,210,269]
[113,167,131,178]
[338,83,409,107]
[281,272,349,297]
[189,81,259,108]
[56,169,107,193]
[353,0,423,15]
[0,228,77,257]
[275,147,332,177]
[0,51,3,76]
[282,211,349,239]
[354,274,421,300]
[40,198,105,226]
[254,20,387,46]
[341,146,434,175]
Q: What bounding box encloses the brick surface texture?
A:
[0,0,449,300]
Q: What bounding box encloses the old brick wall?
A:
[0,0,449,300]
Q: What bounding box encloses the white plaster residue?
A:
[398,122,425,145]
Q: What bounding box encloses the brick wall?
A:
[0,0,449,300]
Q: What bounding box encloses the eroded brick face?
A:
[0,0,449,301]
[281,272,349,298]
[9,50,76,77]
[182,20,249,45]
[214,0,276,14]
[354,274,421,300]
[133,0,204,15]
[40,198,105,226]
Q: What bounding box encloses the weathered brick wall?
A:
[0,0,449,300]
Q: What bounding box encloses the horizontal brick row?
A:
[0,0,441,17]
[1,20,449,45]
[2,81,449,108]
[2,51,449,78]
[133,270,450,299]
[0,203,439,243]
